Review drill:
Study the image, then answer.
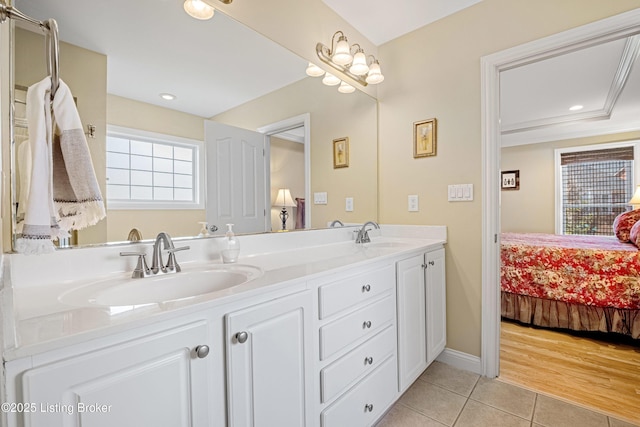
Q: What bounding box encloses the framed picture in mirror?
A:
[413,118,437,158]
[333,137,349,168]
[501,170,520,190]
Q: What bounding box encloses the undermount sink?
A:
[363,241,413,249]
[59,264,263,307]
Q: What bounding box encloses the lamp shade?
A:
[306,62,325,77]
[338,81,355,93]
[183,0,215,19]
[349,50,369,76]
[332,36,353,65]
[366,60,385,84]
[274,189,296,207]
[322,72,341,86]
[629,185,640,208]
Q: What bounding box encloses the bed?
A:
[500,232,640,339]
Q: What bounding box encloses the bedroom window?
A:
[556,143,637,235]
[106,126,204,210]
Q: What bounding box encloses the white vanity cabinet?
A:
[6,320,216,427]
[225,290,314,427]
[315,263,398,427]
[396,246,446,392]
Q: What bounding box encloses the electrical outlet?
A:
[345,197,354,212]
[408,195,419,212]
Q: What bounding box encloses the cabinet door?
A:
[20,321,213,427]
[426,248,446,364]
[226,291,313,427]
[396,254,427,393]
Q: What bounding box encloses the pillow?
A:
[613,209,640,242]
[630,220,640,247]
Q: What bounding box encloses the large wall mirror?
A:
[7,0,378,250]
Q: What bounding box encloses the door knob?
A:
[194,345,209,358]
[235,331,249,343]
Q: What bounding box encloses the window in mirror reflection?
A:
[106,126,204,210]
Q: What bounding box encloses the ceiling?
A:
[14,0,640,145]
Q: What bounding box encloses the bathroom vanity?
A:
[1,225,446,427]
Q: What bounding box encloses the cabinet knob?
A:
[421,264,427,269]
[235,331,249,343]
[194,345,210,358]
[429,260,435,266]
[364,356,373,365]
[364,403,374,412]
[363,320,372,329]
[362,284,371,292]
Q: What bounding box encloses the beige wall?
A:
[106,95,206,241]
[12,28,108,246]
[376,1,640,357]
[270,136,305,231]
[501,131,640,234]
[213,76,378,228]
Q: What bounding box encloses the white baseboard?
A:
[436,348,482,375]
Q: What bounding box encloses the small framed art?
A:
[501,170,520,190]
[414,118,437,158]
[333,137,349,168]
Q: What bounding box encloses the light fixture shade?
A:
[274,189,296,207]
[338,81,355,93]
[322,72,341,86]
[366,61,385,84]
[306,62,325,77]
[629,185,640,209]
[332,36,353,65]
[349,51,369,76]
[183,0,215,20]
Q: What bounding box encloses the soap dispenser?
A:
[221,223,240,263]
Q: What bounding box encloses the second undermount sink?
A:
[59,264,263,307]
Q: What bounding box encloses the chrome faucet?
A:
[355,221,380,244]
[330,219,344,227]
[151,232,189,274]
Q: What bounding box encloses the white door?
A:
[19,322,214,427]
[426,248,447,364]
[226,291,313,427]
[396,254,427,392]
[205,120,267,233]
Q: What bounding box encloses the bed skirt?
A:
[501,292,640,339]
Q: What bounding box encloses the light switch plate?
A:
[448,184,473,202]
[408,195,419,212]
[345,197,354,212]
[314,192,327,204]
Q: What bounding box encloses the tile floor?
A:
[376,362,639,427]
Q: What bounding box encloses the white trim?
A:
[436,348,482,375]
[106,125,205,210]
[481,9,640,378]
[554,140,640,234]
[258,113,311,229]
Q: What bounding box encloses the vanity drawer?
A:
[321,325,395,403]
[321,355,397,427]
[318,265,394,319]
[319,295,394,360]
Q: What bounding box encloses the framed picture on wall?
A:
[333,137,349,168]
[501,170,520,190]
[413,118,437,158]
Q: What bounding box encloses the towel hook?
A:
[45,18,59,99]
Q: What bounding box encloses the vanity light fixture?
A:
[315,30,384,87]
[183,0,215,20]
[569,104,584,111]
[160,93,176,100]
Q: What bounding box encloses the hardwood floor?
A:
[499,320,640,425]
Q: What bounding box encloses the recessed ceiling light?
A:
[569,105,584,111]
[183,0,215,20]
[160,93,176,101]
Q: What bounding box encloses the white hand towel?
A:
[16,77,106,254]
[16,77,58,254]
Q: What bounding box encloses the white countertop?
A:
[1,225,446,360]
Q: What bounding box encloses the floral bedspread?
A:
[501,233,640,309]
